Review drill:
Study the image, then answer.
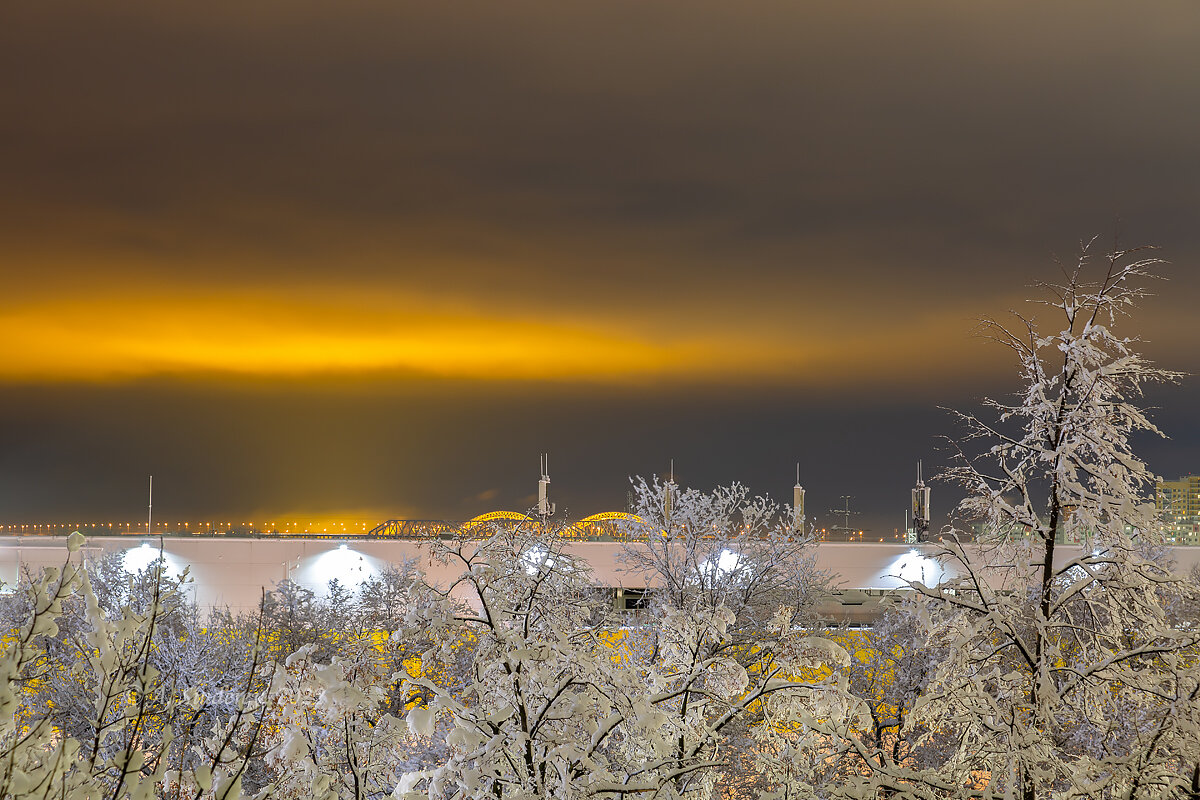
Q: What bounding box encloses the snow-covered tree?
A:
[262,641,426,800]
[761,601,953,800]
[620,477,826,638]
[394,521,658,800]
[391,516,823,800]
[618,478,831,799]
[0,533,273,800]
[816,240,1200,799]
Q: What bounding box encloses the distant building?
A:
[1157,475,1200,546]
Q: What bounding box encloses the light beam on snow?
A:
[713,548,742,575]
[886,549,944,587]
[302,545,380,591]
[123,541,183,577]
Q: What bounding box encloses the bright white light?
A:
[715,549,741,574]
[701,548,742,579]
[306,546,378,591]
[888,551,943,586]
[122,543,181,576]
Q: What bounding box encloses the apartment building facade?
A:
[1157,474,1200,545]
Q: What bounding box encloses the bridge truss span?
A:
[365,511,649,541]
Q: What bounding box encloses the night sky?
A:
[3,1,1199,534]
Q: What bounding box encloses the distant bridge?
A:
[0,512,650,541]
[367,512,647,539]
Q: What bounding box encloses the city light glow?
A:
[0,292,801,384]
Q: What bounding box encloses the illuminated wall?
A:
[3,538,1199,618]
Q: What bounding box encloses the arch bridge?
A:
[366,512,648,540]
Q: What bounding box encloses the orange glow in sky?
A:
[0,286,1018,388]
[0,290,745,381]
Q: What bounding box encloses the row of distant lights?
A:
[5,522,902,541]
[816,529,898,542]
[1,521,374,532]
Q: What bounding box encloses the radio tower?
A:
[828,495,866,540]
[910,460,931,543]
[537,454,556,520]
[663,459,676,526]
[792,463,805,534]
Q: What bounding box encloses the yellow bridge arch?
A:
[460,511,534,531]
[459,510,649,540]
[367,512,654,540]
[577,512,645,526]
[568,512,648,540]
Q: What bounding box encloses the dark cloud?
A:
[0,376,964,532]
[1,0,1198,526]
[2,373,1195,538]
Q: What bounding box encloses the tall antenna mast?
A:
[910,459,931,543]
[828,495,866,539]
[792,463,805,533]
[664,459,676,525]
[537,454,555,519]
[148,475,153,536]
